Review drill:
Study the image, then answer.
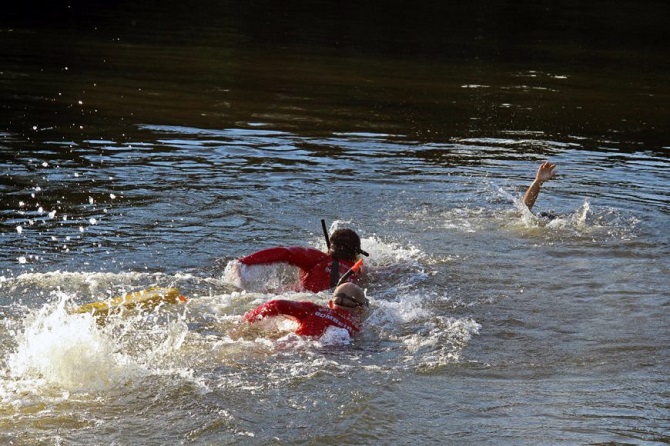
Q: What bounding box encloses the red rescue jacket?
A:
[244,300,362,337]
[239,246,360,292]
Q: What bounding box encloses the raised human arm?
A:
[523,162,556,211]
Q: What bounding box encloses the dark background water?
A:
[2,0,669,148]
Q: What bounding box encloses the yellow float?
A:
[73,287,187,318]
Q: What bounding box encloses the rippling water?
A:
[1,2,669,445]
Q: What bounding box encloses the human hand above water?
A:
[534,162,556,184]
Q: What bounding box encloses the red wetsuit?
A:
[238,246,360,293]
[243,300,362,337]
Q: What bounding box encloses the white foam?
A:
[320,326,353,346]
[402,316,481,368]
[6,292,142,393]
[223,259,300,293]
[3,288,194,397]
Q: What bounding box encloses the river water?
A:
[1,2,669,445]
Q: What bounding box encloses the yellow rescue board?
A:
[73,287,187,317]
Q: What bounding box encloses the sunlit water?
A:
[1,2,669,444]
[2,126,668,445]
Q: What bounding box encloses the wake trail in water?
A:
[0,231,482,412]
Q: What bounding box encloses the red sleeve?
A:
[244,300,315,323]
[239,246,327,272]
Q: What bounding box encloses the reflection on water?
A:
[3,124,667,274]
[2,1,669,148]
[1,1,669,444]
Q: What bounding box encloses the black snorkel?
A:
[321,219,331,251]
[323,219,340,288]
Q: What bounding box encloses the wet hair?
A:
[537,211,558,222]
[328,229,361,261]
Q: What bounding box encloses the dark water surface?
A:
[1,2,669,445]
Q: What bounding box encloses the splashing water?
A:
[6,292,140,393]
[495,185,629,239]
[402,316,481,369]
[223,259,300,293]
[544,199,590,230]
[3,290,190,397]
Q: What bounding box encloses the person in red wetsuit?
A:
[238,228,367,293]
[243,282,369,337]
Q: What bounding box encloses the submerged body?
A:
[243,299,362,337]
[239,228,366,292]
[243,282,369,338]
